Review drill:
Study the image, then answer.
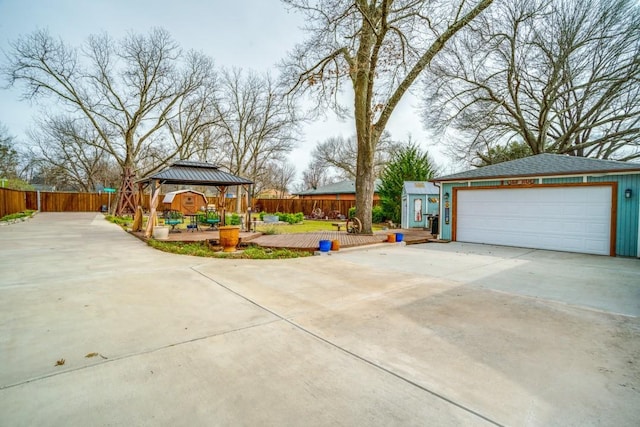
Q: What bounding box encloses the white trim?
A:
[638,201,640,258]
[583,175,588,183]
[436,170,640,184]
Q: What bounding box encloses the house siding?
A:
[470,180,501,186]
[589,174,640,257]
[440,182,467,240]
[542,177,583,184]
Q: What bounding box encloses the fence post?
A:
[37,191,41,211]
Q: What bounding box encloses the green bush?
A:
[228,213,241,225]
[347,206,386,223]
[258,212,303,224]
[372,205,385,223]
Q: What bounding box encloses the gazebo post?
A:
[132,182,145,232]
[218,186,227,226]
[144,179,161,238]
[245,184,251,230]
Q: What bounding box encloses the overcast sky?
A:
[0,0,448,183]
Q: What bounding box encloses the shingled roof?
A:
[432,154,640,182]
[294,179,382,196]
[138,160,253,186]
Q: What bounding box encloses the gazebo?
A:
[133,160,253,237]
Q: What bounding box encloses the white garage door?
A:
[456,186,612,255]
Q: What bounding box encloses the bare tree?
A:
[300,158,336,190]
[3,28,217,211]
[0,122,20,179]
[282,0,493,233]
[312,131,402,179]
[422,0,640,164]
[27,116,120,192]
[214,68,300,208]
[265,160,297,197]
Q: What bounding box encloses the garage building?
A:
[431,154,640,257]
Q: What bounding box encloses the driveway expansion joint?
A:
[0,318,282,391]
[192,266,505,427]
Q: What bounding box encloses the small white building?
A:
[401,181,440,229]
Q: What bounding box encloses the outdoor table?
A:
[184,213,201,232]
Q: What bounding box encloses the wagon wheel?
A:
[347,217,362,234]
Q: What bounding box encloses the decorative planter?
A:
[395,233,404,242]
[219,226,240,252]
[331,240,340,251]
[263,215,279,223]
[387,233,396,243]
[318,240,331,252]
[153,226,169,240]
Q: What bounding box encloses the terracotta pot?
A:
[387,233,396,243]
[219,226,240,252]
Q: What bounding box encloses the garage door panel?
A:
[456,186,612,255]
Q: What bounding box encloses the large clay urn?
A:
[219,226,240,252]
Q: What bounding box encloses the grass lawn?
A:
[147,240,312,259]
[105,214,385,234]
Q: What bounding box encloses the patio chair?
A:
[163,210,184,232]
[202,209,220,230]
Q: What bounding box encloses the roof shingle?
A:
[433,154,640,182]
[295,179,382,195]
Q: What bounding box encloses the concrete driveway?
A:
[1,213,639,426]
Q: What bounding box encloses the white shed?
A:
[401,181,440,229]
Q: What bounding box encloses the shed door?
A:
[455,186,613,255]
[409,195,426,228]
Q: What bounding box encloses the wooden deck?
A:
[132,227,435,251]
[251,229,434,251]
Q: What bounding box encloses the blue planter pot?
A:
[318,240,331,252]
[395,233,404,242]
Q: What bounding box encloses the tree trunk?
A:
[235,185,242,213]
[355,139,377,234]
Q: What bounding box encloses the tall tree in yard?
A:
[0,122,20,180]
[3,28,217,213]
[310,132,402,180]
[282,0,493,233]
[378,144,436,223]
[422,0,640,164]
[213,68,300,210]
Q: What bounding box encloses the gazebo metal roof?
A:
[138,160,253,187]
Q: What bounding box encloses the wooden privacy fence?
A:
[0,188,110,216]
[1,188,377,218]
[253,199,380,216]
[38,192,110,212]
[0,188,27,218]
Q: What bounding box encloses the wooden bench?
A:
[332,222,346,231]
